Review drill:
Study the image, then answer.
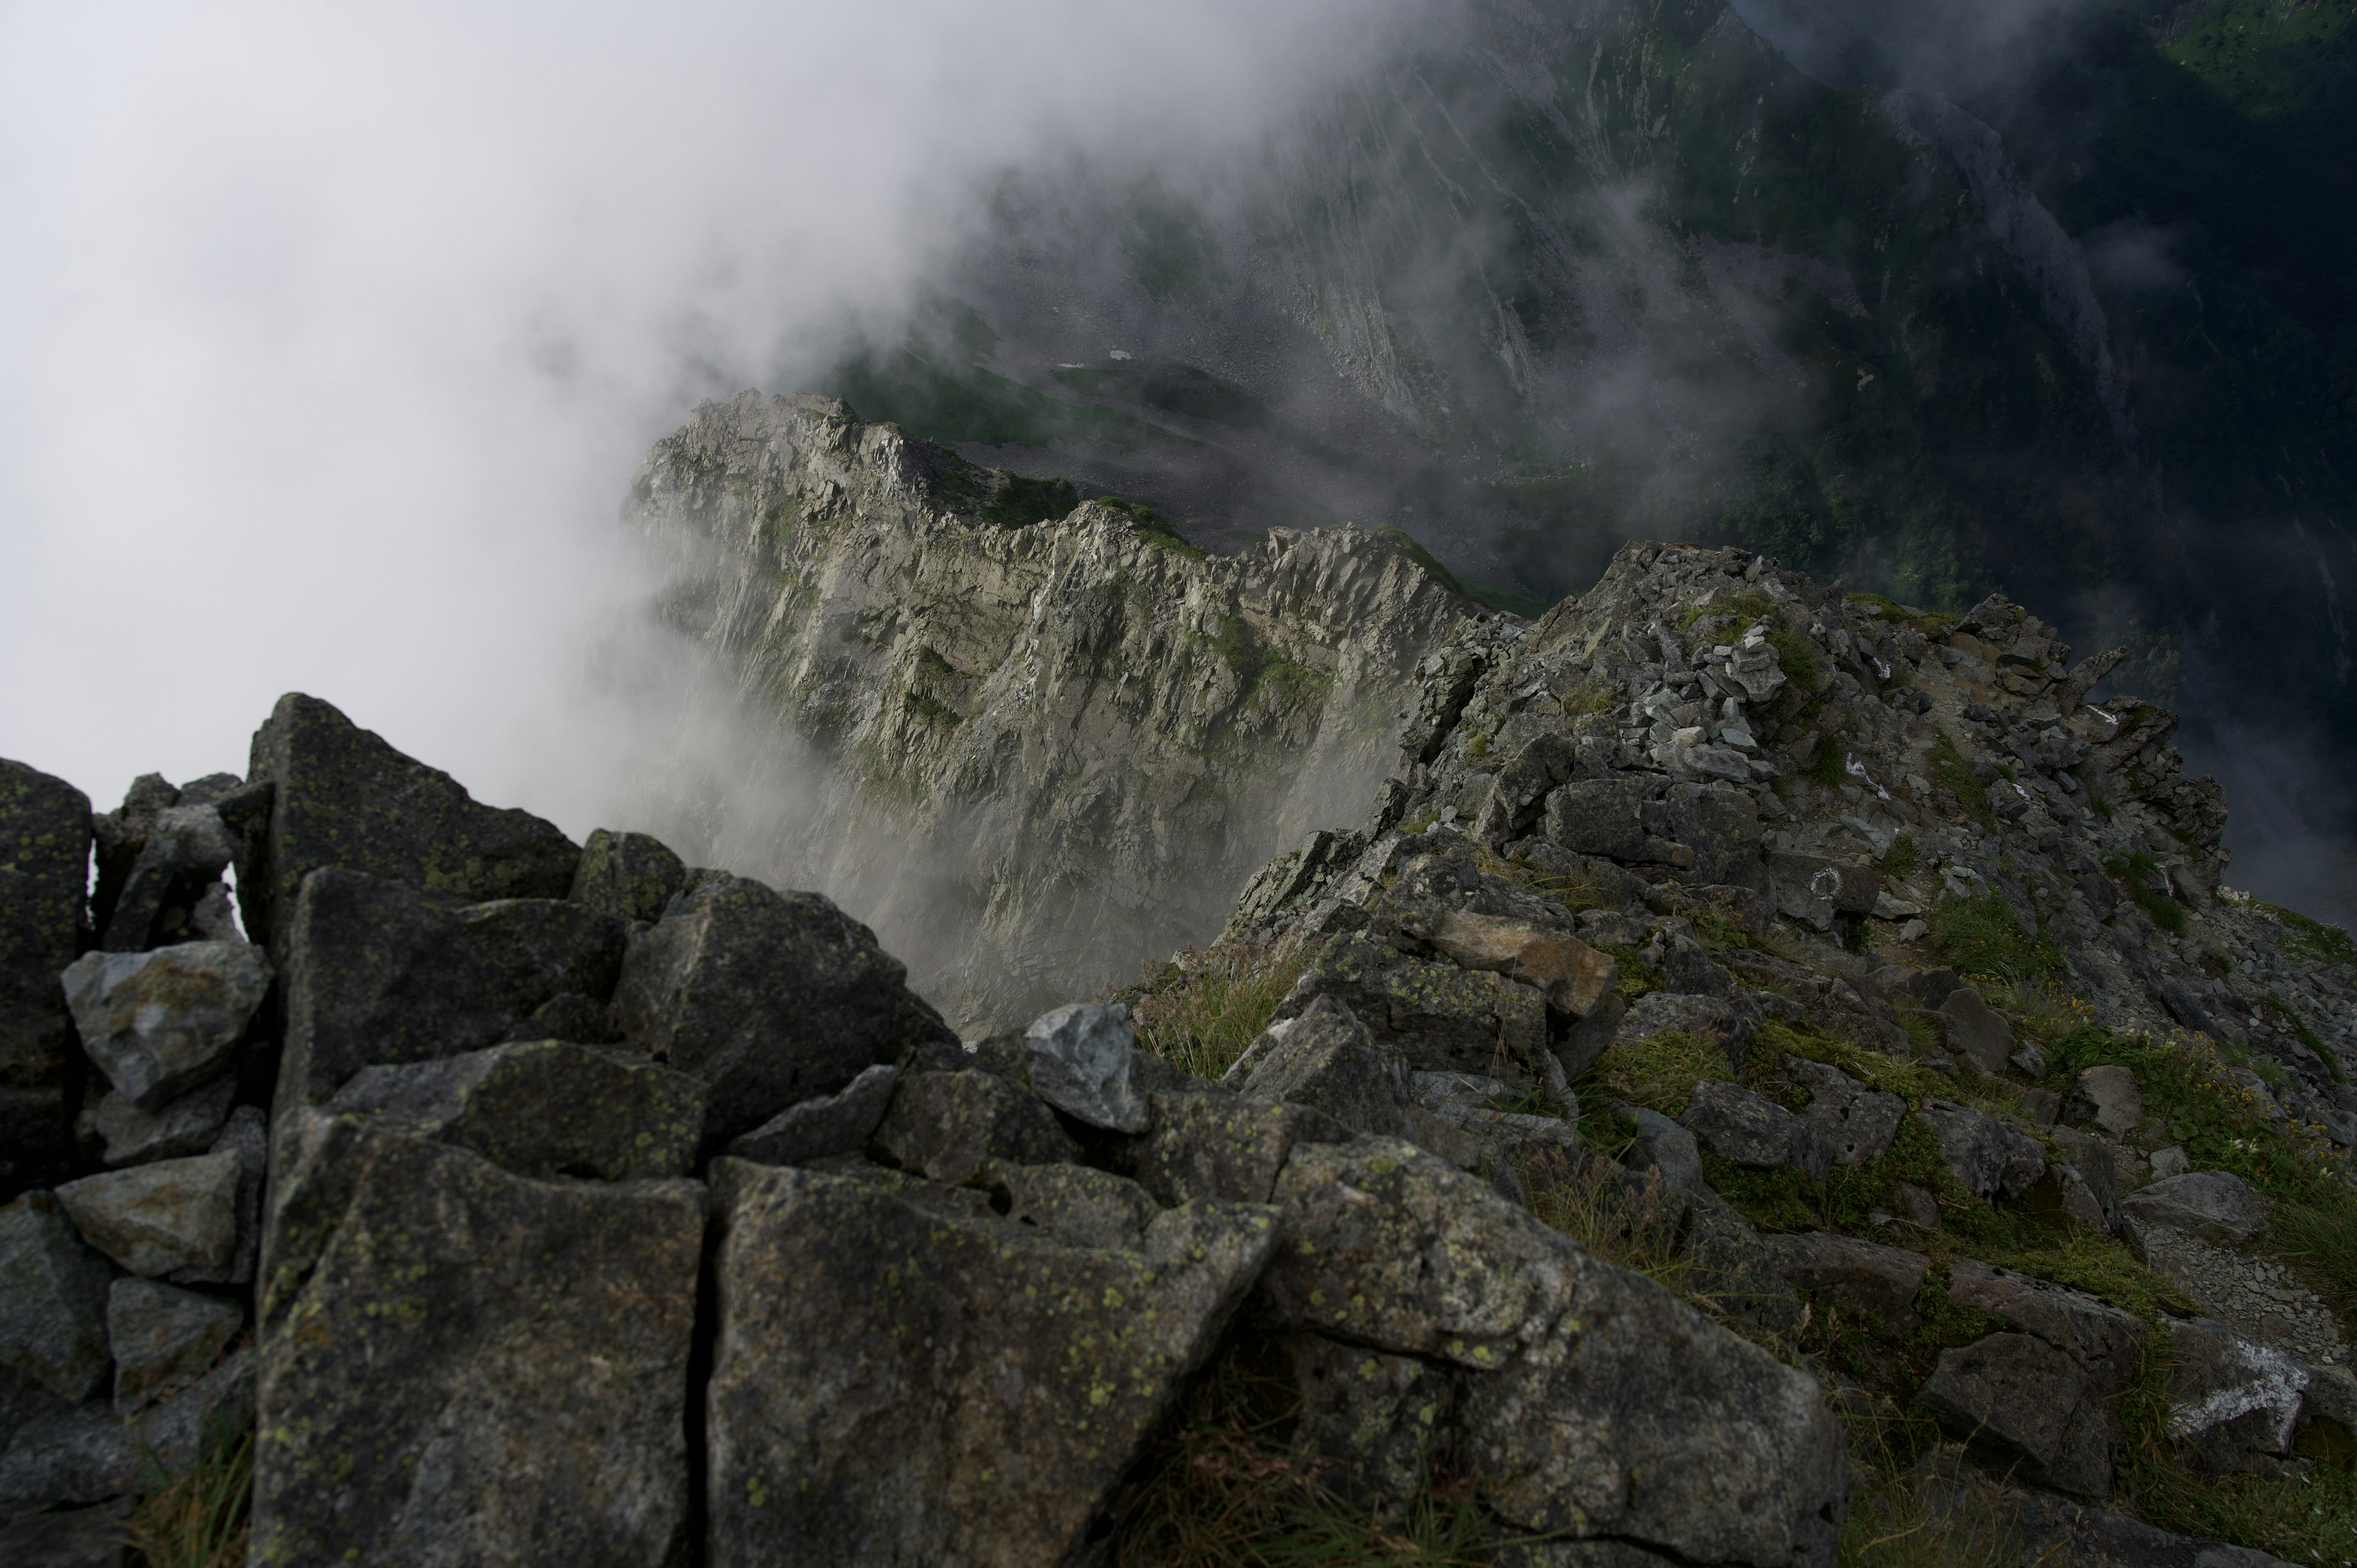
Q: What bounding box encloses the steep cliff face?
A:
[625,392,1480,1030]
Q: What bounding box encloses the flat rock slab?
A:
[61,942,272,1110]
[2165,1317,2309,1472]
[2064,1064,2144,1138]
[242,691,581,952]
[1261,1138,1845,1567]
[1936,987,2015,1076]
[1762,1232,1929,1325]
[55,1151,239,1278]
[252,1120,703,1567]
[326,1038,705,1181]
[1948,1259,2145,1392]
[2122,1171,2274,1248]
[1917,1330,2119,1497]
[727,1062,897,1167]
[705,1160,1277,1568]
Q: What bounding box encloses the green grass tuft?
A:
[1929,894,2067,984]
[1130,940,1310,1082]
[2103,852,2188,936]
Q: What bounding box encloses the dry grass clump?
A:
[125,1425,250,1568]
[1585,1030,1728,1118]
[1130,938,1313,1082]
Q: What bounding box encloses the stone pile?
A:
[1,692,1852,1567]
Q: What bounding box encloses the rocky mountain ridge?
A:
[0,538,2353,1563]
[626,391,1479,1033]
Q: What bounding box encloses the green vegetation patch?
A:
[1374,526,1475,603]
[2262,901,2357,970]
[1585,1029,1728,1118]
[1130,940,1310,1082]
[1930,893,2067,984]
[2103,851,2188,936]
[1878,833,1918,880]
[1927,729,1995,830]
[978,471,1080,529]
[1096,497,1207,560]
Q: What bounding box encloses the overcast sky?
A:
[0,1,1408,827]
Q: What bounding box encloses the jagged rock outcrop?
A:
[624,391,1479,1031]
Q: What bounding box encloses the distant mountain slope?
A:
[794,0,2356,924]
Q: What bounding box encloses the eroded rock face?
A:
[251,1121,704,1568]
[0,760,93,1189]
[625,393,1479,1032]
[705,1159,1277,1568]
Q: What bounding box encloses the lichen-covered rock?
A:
[239,692,581,953]
[0,760,93,1191]
[1260,1139,1846,1565]
[870,1070,1078,1184]
[1241,994,1409,1137]
[703,1159,1277,1568]
[61,941,271,1110]
[250,1121,703,1567]
[1281,1333,1458,1508]
[1418,910,1619,1018]
[55,1151,239,1278]
[325,1038,706,1181]
[278,867,627,1108]
[568,827,687,925]
[1947,1259,2144,1393]
[727,1063,897,1167]
[615,873,954,1154]
[1278,931,1549,1078]
[1130,1087,1341,1207]
[0,1193,114,1402]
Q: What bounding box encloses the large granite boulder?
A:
[0,760,93,1192]
[615,875,956,1154]
[1916,1331,2123,1498]
[704,1159,1277,1567]
[250,1121,703,1566]
[1240,994,1409,1137]
[871,1070,1080,1183]
[239,692,581,953]
[1682,1081,1830,1183]
[1786,1057,1903,1165]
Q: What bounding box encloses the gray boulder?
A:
[0,1194,114,1402]
[727,1063,898,1167]
[704,1159,1276,1568]
[2122,1171,2273,1249]
[870,1070,1078,1184]
[2047,1126,2123,1232]
[1276,932,1549,1078]
[1260,1138,1845,1566]
[1023,1002,1149,1133]
[1682,1081,1829,1184]
[1131,1089,1341,1207]
[250,1120,703,1567]
[614,874,954,1155]
[1916,1100,2045,1201]
[1786,1056,1903,1165]
[61,941,271,1110]
[127,1342,254,1478]
[106,1278,240,1416]
[568,827,687,924]
[0,1498,129,1567]
[55,1151,239,1278]
[2065,1064,2144,1137]
[1243,994,1409,1137]
[1948,1258,2144,1393]
[326,1038,706,1181]
[1916,1331,2121,1497]
[991,1163,1164,1250]
[1614,991,1758,1072]
[1936,986,2016,1076]
[1762,1232,1929,1324]
[85,1073,237,1167]
[2164,1317,2309,1473]
[0,760,96,1189]
[239,691,581,954]
[278,867,626,1108]
[1620,1107,1707,1199]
